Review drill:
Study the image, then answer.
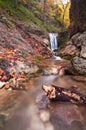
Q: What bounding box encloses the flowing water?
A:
[49,33,62,60]
[0,60,86,130]
[49,33,58,51]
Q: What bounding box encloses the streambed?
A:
[0,60,86,130]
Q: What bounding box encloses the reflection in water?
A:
[2,74,86,130]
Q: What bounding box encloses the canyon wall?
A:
[67,0,86,75]
[69,0,86,36]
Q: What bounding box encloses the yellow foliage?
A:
[53,2,71,28]
[63,2,71,27]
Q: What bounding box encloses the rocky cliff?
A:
[59,0,86,76]
[69,0,86,76]
[69,0,86,36]
[0,15,51,88]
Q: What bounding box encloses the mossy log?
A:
[42,85,86,104]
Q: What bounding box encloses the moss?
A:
[33,56,44,63]
[18,5,42,24]
[43,24,58,32]
[58,52,63,57]
[63,55,76,60]
[0,0,42,25]
[58,52,76,60]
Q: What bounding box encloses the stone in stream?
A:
[42,65,65,76]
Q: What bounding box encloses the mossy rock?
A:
[63,55,76,60]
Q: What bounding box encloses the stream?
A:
[0,60,86,130]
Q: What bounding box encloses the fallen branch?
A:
[42,85,86,104]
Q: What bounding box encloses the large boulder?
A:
[59,44,78,56]
[71,57,86,75]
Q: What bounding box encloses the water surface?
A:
[0,61,86,130]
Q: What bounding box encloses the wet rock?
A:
[36,94,49,109]
[48,103,83,126]
[43,67,58,75]
[36,92,85,130]
[71,120,84,130]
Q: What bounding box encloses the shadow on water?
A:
[1,74,86,130]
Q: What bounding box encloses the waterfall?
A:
[49,33,62,60]
[49,33,58,51]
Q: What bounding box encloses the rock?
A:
[68,31,86,75]
[43,67,58,75]
[36,93,84,129]
[80,32,86,59]
[81,47,86,59]
[71,57,86,75]
[48,104,83,126]
[12,61,39,74]
[0,19,51,79]
[60,31,86,76]
[71,33,81,47]
[61,44,78,56]
[43,38,49,46]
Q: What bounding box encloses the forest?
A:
[0,0,86,130]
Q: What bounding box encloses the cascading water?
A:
[49,33,62,60]
[49,33,58,51]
